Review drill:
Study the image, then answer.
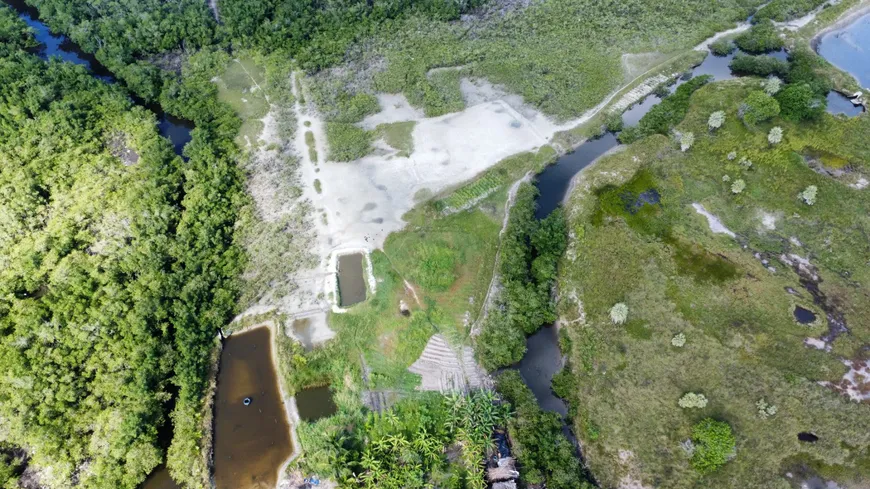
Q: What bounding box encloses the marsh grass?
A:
[384,209,500,338]
[559,80,870,487]
[215,56,269,147]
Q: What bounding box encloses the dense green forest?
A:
[0,5,245,488]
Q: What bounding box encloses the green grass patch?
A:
[384,209,501,338]
[305,130,318,163]
[376,120,416,157]
[429,146,557,215]
[214,56,270,146]
[753,0,828,23]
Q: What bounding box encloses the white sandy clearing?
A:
[360,93,425,129]
[694,23,751,51]
[820,359,870,401]
[692,203,736,237]
[804,337,829,351]
[239,14,829,346]
[760,211,777,231]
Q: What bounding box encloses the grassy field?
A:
[375,121,416,157]
[557,79,870,488]
[214,56,269,147]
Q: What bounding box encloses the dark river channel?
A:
[3,0,193,155]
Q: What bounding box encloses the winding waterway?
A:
[3,0,193,155]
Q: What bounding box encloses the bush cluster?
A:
[477,184,567,369]
[496,371,593,489]
[690,419,736,473]
[734,20,784,53]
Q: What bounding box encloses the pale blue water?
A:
[818,14,870,89]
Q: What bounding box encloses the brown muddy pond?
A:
[296,386,338,422]
[337,253,366,307]
[213,327,293,489]
[140,467,179,489]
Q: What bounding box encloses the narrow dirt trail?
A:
[208,0,220,22]
[470,172,532,337]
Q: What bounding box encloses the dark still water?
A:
[827,91,865,116]
[534,133,618,219]
[213,327,293,489]
[140,467,179,489]
[818,13,870,89]
[295,386,338,422]
[337,253,367,307]
[515,325,568,416]
[3,0,193,155]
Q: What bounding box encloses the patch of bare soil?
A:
[408,334,490,393]
[803,150,869,189]
[106,133,139,166]
[821,359,870,402]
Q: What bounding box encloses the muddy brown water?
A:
[295,386,338,421]
[140,467,179,489]
[213,327,293,489]
[337,253,366,307]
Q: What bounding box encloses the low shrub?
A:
[690,418,736,473]
[709,39,736,56]
[619,76,711,144]
[739,90,780,125]
[768,126,783,145]
[325,122,372,161]
[610,303,629,324]
[708,111,725,131]
[679,392,708,408]
[776,83,826,121]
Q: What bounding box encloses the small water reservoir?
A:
[337,253,367,307]
[296,386,338,422]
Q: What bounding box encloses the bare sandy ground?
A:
[692,203,736,237]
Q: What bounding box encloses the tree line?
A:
[0,6,246,488]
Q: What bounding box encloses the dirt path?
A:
[470,172,532,337]
[208,0,220,22]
